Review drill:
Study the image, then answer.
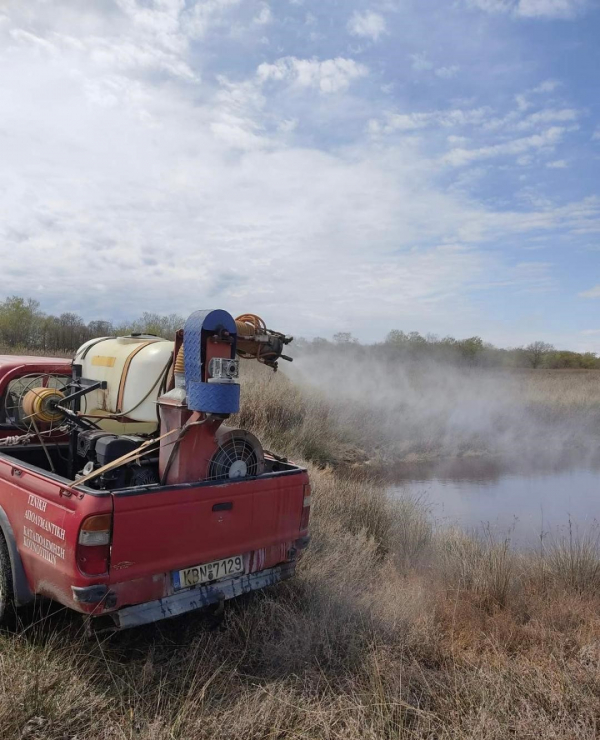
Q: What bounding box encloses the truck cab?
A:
[0,312,310,631]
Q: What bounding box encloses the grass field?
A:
[1,353,600,738]
[2,467,600,739]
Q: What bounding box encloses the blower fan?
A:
[4,373,71,433]
[207,428,265,481]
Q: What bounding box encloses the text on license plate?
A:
[174,555,244,589]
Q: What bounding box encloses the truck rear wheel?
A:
[0,534,15,623]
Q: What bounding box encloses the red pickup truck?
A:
[0,312,310,632]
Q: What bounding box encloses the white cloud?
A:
[483,103,580,134]
[9,28,58,55]
[369,106,491,134]
[515,93,530,112]
[593,127,600,141]
[516,0,588,17]
[208,75,268,149]
[278,118,298,132]
[533,79,560,93]
[410,56,459,79]
[486,197,600,237]
[579,286,600,299]
[9,2,198,81]
[2,5,491,336]
[515,108,578,130]
[184,0,242,38]
[347,10,386,41]
[0,0,596,344]
[257,56,368,93]
[443,127,565,166]
[115,0,191,52]
[510,81,561,118]
[467,0,515,12]
[546,159,568,168]
[468,0,589,17]
[435,65,460,79]
[253,4,272,25]
[410,52,434,72]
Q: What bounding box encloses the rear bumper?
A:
[98,561,296,631]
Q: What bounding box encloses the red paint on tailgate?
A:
[109,470,308,584]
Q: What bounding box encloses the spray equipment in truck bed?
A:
[234,314,293,369]
[1,309,294,489]
[158,309,263,486]
[182,309,241,415]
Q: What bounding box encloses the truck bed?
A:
[0,443,309,629]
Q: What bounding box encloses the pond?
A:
[389,457,600,546]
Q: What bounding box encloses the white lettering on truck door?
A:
[22,495,66,564]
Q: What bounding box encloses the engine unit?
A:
[76,429,159,490]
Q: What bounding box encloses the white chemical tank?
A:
[75,336,175,432]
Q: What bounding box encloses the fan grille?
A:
[208,437,261,481]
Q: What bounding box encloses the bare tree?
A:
[125,312,185,339]
[333,332,356,344]
[88,320,114,338]
[523,341,554,369]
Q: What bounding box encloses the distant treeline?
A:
[0,296,184,353]
[0,295,598,369]
[297,331,600,370]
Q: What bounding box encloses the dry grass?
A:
[516,368,600,410]
[2,467,600,739]
[540,523,600,593]
[437,528,516,609]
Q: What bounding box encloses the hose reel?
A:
[22,388,65,425]
[4,374,70,432]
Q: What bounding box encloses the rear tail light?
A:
[77,514,112,576]
[300,484,311,531]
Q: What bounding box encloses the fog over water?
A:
[288,346,600,541]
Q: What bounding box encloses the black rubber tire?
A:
[0,534,15,624]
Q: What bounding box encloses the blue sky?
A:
[0,0,598,349]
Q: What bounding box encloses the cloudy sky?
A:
[0,0,599,347]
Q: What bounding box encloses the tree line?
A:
[297,331,600,370]
[0,295,597,369]
[0,296,184,353]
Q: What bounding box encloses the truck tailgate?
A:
[109,470,308,583]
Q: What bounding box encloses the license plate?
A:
[173,555,244,590]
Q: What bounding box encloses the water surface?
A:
[389,458,600,545]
